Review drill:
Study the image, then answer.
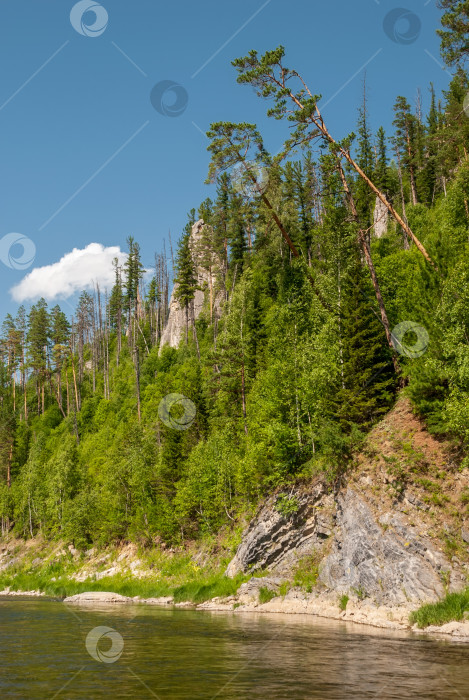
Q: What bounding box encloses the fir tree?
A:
[335,254,396,432]
[174,222,197,345]
[392,96,419,205]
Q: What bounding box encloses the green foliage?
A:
[275,493,300,517]
[293,554,320,593]
[410,588,469,628]
[258,586,277,604]
[438,0,469,66]
[0,31,468,564]
[339,594,349,611]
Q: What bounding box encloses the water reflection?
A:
[0,598,468,699]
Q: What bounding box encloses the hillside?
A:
[1,43,469,629]
[1,396,468,637]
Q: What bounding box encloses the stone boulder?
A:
[63,591,132,604]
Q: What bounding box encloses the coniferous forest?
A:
[1,3,469,553]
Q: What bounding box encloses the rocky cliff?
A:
[159,219,223,353]
[226,398,469,608]
[373,196,389,238]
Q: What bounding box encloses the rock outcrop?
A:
[225,482,334,577]
[226,482,463,606]
[64,591,132,604]
[159,219,223,353]
[319,488,448,605]
[373,196,389,238]
[226,399,469,607]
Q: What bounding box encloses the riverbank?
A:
[2,585,469,642]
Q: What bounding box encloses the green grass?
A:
[172,574,247,604]
[339,594,349,611]
[293,555,319,593]
[258,587,276,604]
[0,569,247,603]
[410,589,469,628]
[0,571,173,599]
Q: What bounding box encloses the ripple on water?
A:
[0,597,468,699]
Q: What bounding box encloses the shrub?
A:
[339,594,349,611]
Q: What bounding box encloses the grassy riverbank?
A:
[0,534,251,604]
[0,568,248,603]
[410,589,469,628]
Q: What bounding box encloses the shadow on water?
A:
[0,597,468,699]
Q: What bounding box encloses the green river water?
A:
[0,597,468,699]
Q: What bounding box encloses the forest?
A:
[1,1,469,551]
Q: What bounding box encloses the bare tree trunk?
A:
[406,127,418,206]
[395,148,410,249]
[7,442,12,489]
[241,363,248,436]
[191,302,201,361]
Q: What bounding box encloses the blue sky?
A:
[0,0,448,321]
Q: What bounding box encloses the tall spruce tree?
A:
[174,217,198,345]
[335,253,396,432]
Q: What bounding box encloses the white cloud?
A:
[10,243,126,303]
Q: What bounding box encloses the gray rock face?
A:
[226,483,457,606]
[225,482,334,577]
[319,489,447,605]
[373,196,389,238]
[237,576,283,603]
[159,220,223,353]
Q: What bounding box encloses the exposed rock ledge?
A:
[226,484,464,608]
[199,589,469,641]
[159,219,224,353]
[0,588,44,597]
[63,591,175,605]
[64,591,133,604]
[57,587,469,640]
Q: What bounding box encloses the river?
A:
[0,597,468,698]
